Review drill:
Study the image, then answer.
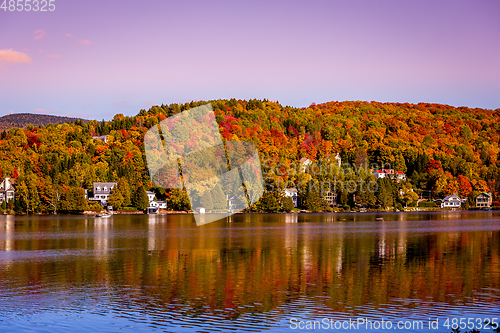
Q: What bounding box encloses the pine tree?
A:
[282,196,295,212]
[108,186,124,209]
[168,188,191,211]
[117,178,131,207]
[132,185,149,210]
[199,190,214,210]
[211,185,226,210]
[303,181,327,212]
[262,191,281,213]
[376,178,394,208]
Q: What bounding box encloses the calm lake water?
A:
[0,212,499,332]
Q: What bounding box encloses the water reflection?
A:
[0,212,499,332]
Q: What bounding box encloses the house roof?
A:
[443,194,460,200]
[94,182,117,187]
[93,182,117,194]
[285,188,298,193]
[299,158,311,163]
[146,191,155,195]
[151,200,166,204]
[0,178,15,191]
[373,169,406,175]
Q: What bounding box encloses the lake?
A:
[0,212,499,332]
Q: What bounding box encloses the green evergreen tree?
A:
[199,190,214,210]
[168,188,191,211]
[16,180,31,213]
[303,181,327,212]
[107,186,124,209]
[256,191,281,212]
[339,188,349,209]
[376,178,394,208]
[132,185,149,210]
[117,178,131,207]
[211,185,227,210]
[282,196,295,212]
[265,191,281,212]
[355,178,377,208]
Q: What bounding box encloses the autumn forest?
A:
[0,99,499,213]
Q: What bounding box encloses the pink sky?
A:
[1,0,499,119]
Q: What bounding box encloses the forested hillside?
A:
[0,99,498,213]
[0,113,89,131]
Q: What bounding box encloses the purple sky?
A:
[1,0,499,119]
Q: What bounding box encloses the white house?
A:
[0,178,16,203]
[441,194,464,208]
[89,182,117,205]
[373,169,406,182]
[284,188,298,207]
[226,195,241,210]
[146,191,155,202]
[323,190,337,206]
[476,192,492,208]
[149,200,167,209]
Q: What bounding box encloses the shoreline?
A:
[2,207,497,217]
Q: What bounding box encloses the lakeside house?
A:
[146,191,155,202]
[146,191,168,211]
[284,188,298,207]
[373,169,406,182]
[0,178,15,203]
[149,200,167,209]
[146,191,169,211]
[89,182,117,205]
[441,194,465,208]
[476,192,492,208]
[323,190,337,207]
[227,195,240,210]
[88,183,168,210]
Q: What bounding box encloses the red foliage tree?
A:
[426,160,442,173]
[457,175,472,197]
[11,167,19,178]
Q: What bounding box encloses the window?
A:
[104,187,108,191]
[96,186,101,191]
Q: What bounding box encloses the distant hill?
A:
[0,113,89,131]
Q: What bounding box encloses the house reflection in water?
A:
[94,219,111,260]
[285,214,298,223]
[0,215,15,253]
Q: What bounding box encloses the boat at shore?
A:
[95,212,112,218]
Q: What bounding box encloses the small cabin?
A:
[476,192,492,208]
